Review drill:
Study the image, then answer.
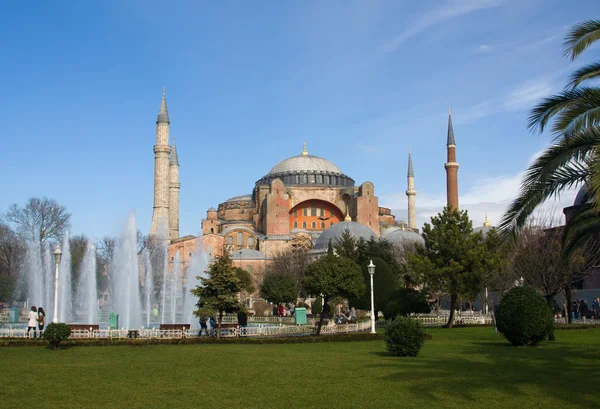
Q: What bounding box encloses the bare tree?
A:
[0,220,25,278]
[6,197,71,245]
[70,234,88,292]
[266,248,308,297]
[511,215,595,327]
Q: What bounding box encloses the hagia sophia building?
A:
[150,90,464,286]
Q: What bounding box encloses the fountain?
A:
[58,232,72,322]
[111,212,142,329]
[24,237,44,309]
[142,248,154,327]
[76,238,98,324]
[169,251,182,324]
[42,244,54,317]
[183,241,210,328]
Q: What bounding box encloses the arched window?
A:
[321,221,325,229]
[237,232,244,246]
[293,210,298,217]
[226,236,233,245]
[330,222,334,226]
[293,221,298,228]
[312,221,316,229]
[210,228,214,233]
[302,221,307,229]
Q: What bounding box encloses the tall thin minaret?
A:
[150,88,171,237]
[444,108,459,211]
[406,148,416,230]
[169,137,180,240]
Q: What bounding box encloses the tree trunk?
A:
[217,311,223,339]
[316,297,328,336]
[545,295,556,341]
[444,293,457,328]
[564,285,573,324]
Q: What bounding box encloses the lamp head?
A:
[53,244,63,264]
[368,259,375,276]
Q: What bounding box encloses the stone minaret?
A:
[406,149,416,230]
[444,109,459,211]
[169,137,180,240]
[150,88,172,237]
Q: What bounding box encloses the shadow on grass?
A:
[370,331,600,407]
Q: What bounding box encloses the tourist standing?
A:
[37,307,46,333]
[27,306,38,338]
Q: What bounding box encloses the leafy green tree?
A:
[191,253,242,338]
[312,296,323,315]
[234,267,255,294]
[357,237,399,272]
[302,254,365,334]
[333,228,359,263]
[0,275,16,302]
[349,257,398,317]
[382,288,431,320]
[409,206,490,328]
[498,19,600,254]
[260,274,297,305]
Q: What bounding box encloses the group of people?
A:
[334,303,357,324]
[272,303,295,318]
[198,315,217,336]
[571,298,600,321]
[26,306,46,338]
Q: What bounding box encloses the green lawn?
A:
[1,327,599,409]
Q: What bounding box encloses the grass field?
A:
[2,327,599,409]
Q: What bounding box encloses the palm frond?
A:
[567,62,600,89]
[563,205,600,257]
[524,126,600,182]
[497,130,599,239]
[498,162,589,239]
[563,19,600,61]
[528,88,600,137]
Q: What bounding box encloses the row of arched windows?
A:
[225,232,255,249]
[293,221,333,230]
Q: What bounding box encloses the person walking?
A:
[27,306,38,338]
[37,307,46,334]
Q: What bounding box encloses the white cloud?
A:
[504,78,554,110]
[378,0,505,54]
[380,149,581,230]
[454,76,556,124]
[476,44,491,52]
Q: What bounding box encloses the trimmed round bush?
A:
[384,316,426,357]
[43,323,71,350]
[495,286,554,346]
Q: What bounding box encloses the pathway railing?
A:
[0,320,373,340]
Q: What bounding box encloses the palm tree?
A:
[499,19,600,252]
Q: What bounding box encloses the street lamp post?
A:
[52,244,63,324]
[368,259,376,334]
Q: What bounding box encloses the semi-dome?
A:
[313,221,377,250]
[385,229,424,246]
[574,184,592,206]
[231,249,265,260]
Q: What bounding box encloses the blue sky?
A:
[1,0,598,238]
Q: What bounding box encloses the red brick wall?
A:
[289,199,344,231]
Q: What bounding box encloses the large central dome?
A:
[256,143,354,188]
[268,154,342,175]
